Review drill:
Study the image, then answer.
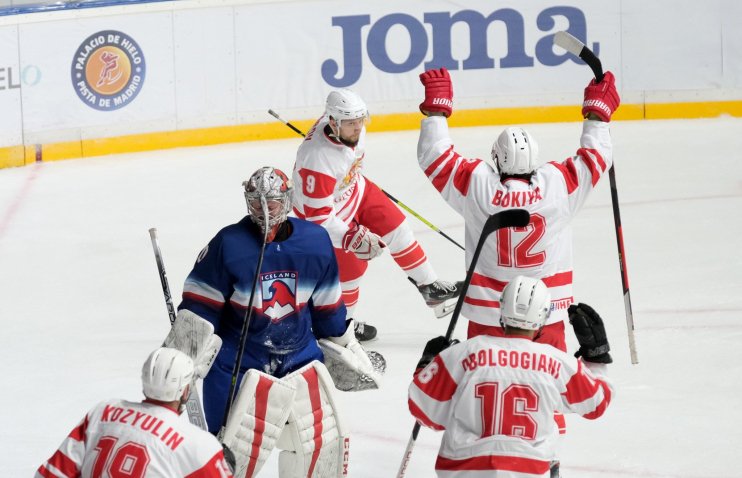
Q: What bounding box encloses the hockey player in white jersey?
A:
[408,276,613,477]
[36,347,235,478]
[293,89,462,341]
[416,67,620,353]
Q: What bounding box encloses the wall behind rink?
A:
[1,0,741,168]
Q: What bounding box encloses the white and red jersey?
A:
[409,335,612,477]
[293,115,367,248]
[418,117,613,329]
[36,399,233,478]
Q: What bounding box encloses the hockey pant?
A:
[221,361,349,478]
[467,320,568,435]
[336,180,436,315]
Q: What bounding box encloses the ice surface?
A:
[2,117,741,477]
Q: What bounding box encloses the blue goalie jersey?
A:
[179,216,348,433]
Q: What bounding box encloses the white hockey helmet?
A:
[491,127,539,175]
[326,89,369,126]
[500,276,551,331]
[243,166,293,233]
[141,347,194,402]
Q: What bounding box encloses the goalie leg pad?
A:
[221,369,297,478]
[277,361,349,477]
[163,309,222,378]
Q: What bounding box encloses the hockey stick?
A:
[148,228,209,430]
[396,209,531,478]
[553,31,638,364]
[217,198,271,439]
[268,109,465,251]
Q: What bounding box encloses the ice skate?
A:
[353,319,377,342]
[409,278,463,307]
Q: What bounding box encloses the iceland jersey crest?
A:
[261,271,298,323]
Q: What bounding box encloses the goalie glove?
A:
[164,309,222,379]
[319,320,384,391]
[568,303,612,364]
[342,222,385,260]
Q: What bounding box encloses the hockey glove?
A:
[164,309,222,380]
[342,222,386,260]
[582,70,620,122]
[419,67,453,117]
[569,303,612,364]
[415,336,459,374]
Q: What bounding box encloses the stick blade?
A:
[483,209,531,236]
[553,31,584,56]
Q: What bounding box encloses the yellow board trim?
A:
[1,100,739,168]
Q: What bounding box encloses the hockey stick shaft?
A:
[396,209,531,478]
[553,31,638,364]
[218,201,270,437]
[148,228,209,430]
[268,109,465,251]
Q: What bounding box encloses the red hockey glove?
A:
[419,67,453,117]
[342,223,385,260]
[582,70,620,122]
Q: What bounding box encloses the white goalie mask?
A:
[326,89,369,130]
[243,166,293,234]
[142,347,194,402]
[499,276,552,331]
[491,127,539,175]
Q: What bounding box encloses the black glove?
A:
[568,303,612,364]
[222,443,236,474]
[416,336,459,372]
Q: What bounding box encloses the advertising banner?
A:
[18,11,176,143]
[234,0,622,119]
[0,25,22,148]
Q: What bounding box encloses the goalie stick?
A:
[268,109,465,251]
[553,31,638,365]
[148,228,209,430]
[396,209,531,478]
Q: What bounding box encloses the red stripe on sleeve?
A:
[244,376,274,478]
[36,466,56,478]
[408,399,445,431]
[303,205,333,220]
[431,155,457,193]
[583,380,612,420]
[563,360,601,405]
[452,158,481,196]
[297,168,336,199]
[548,159,579,194]
[413,356,457,402]
[46,449,80,478]
[68,415,88,442]
[183,291,224,309]
[185,451,232,478]
[576,148,606,186]
[424,146,454,177]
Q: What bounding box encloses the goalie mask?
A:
[142,347,194,402]
[326,89,369,133]
[243,167,292,234]
[499,276,552,331]
[491,127,539,175]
